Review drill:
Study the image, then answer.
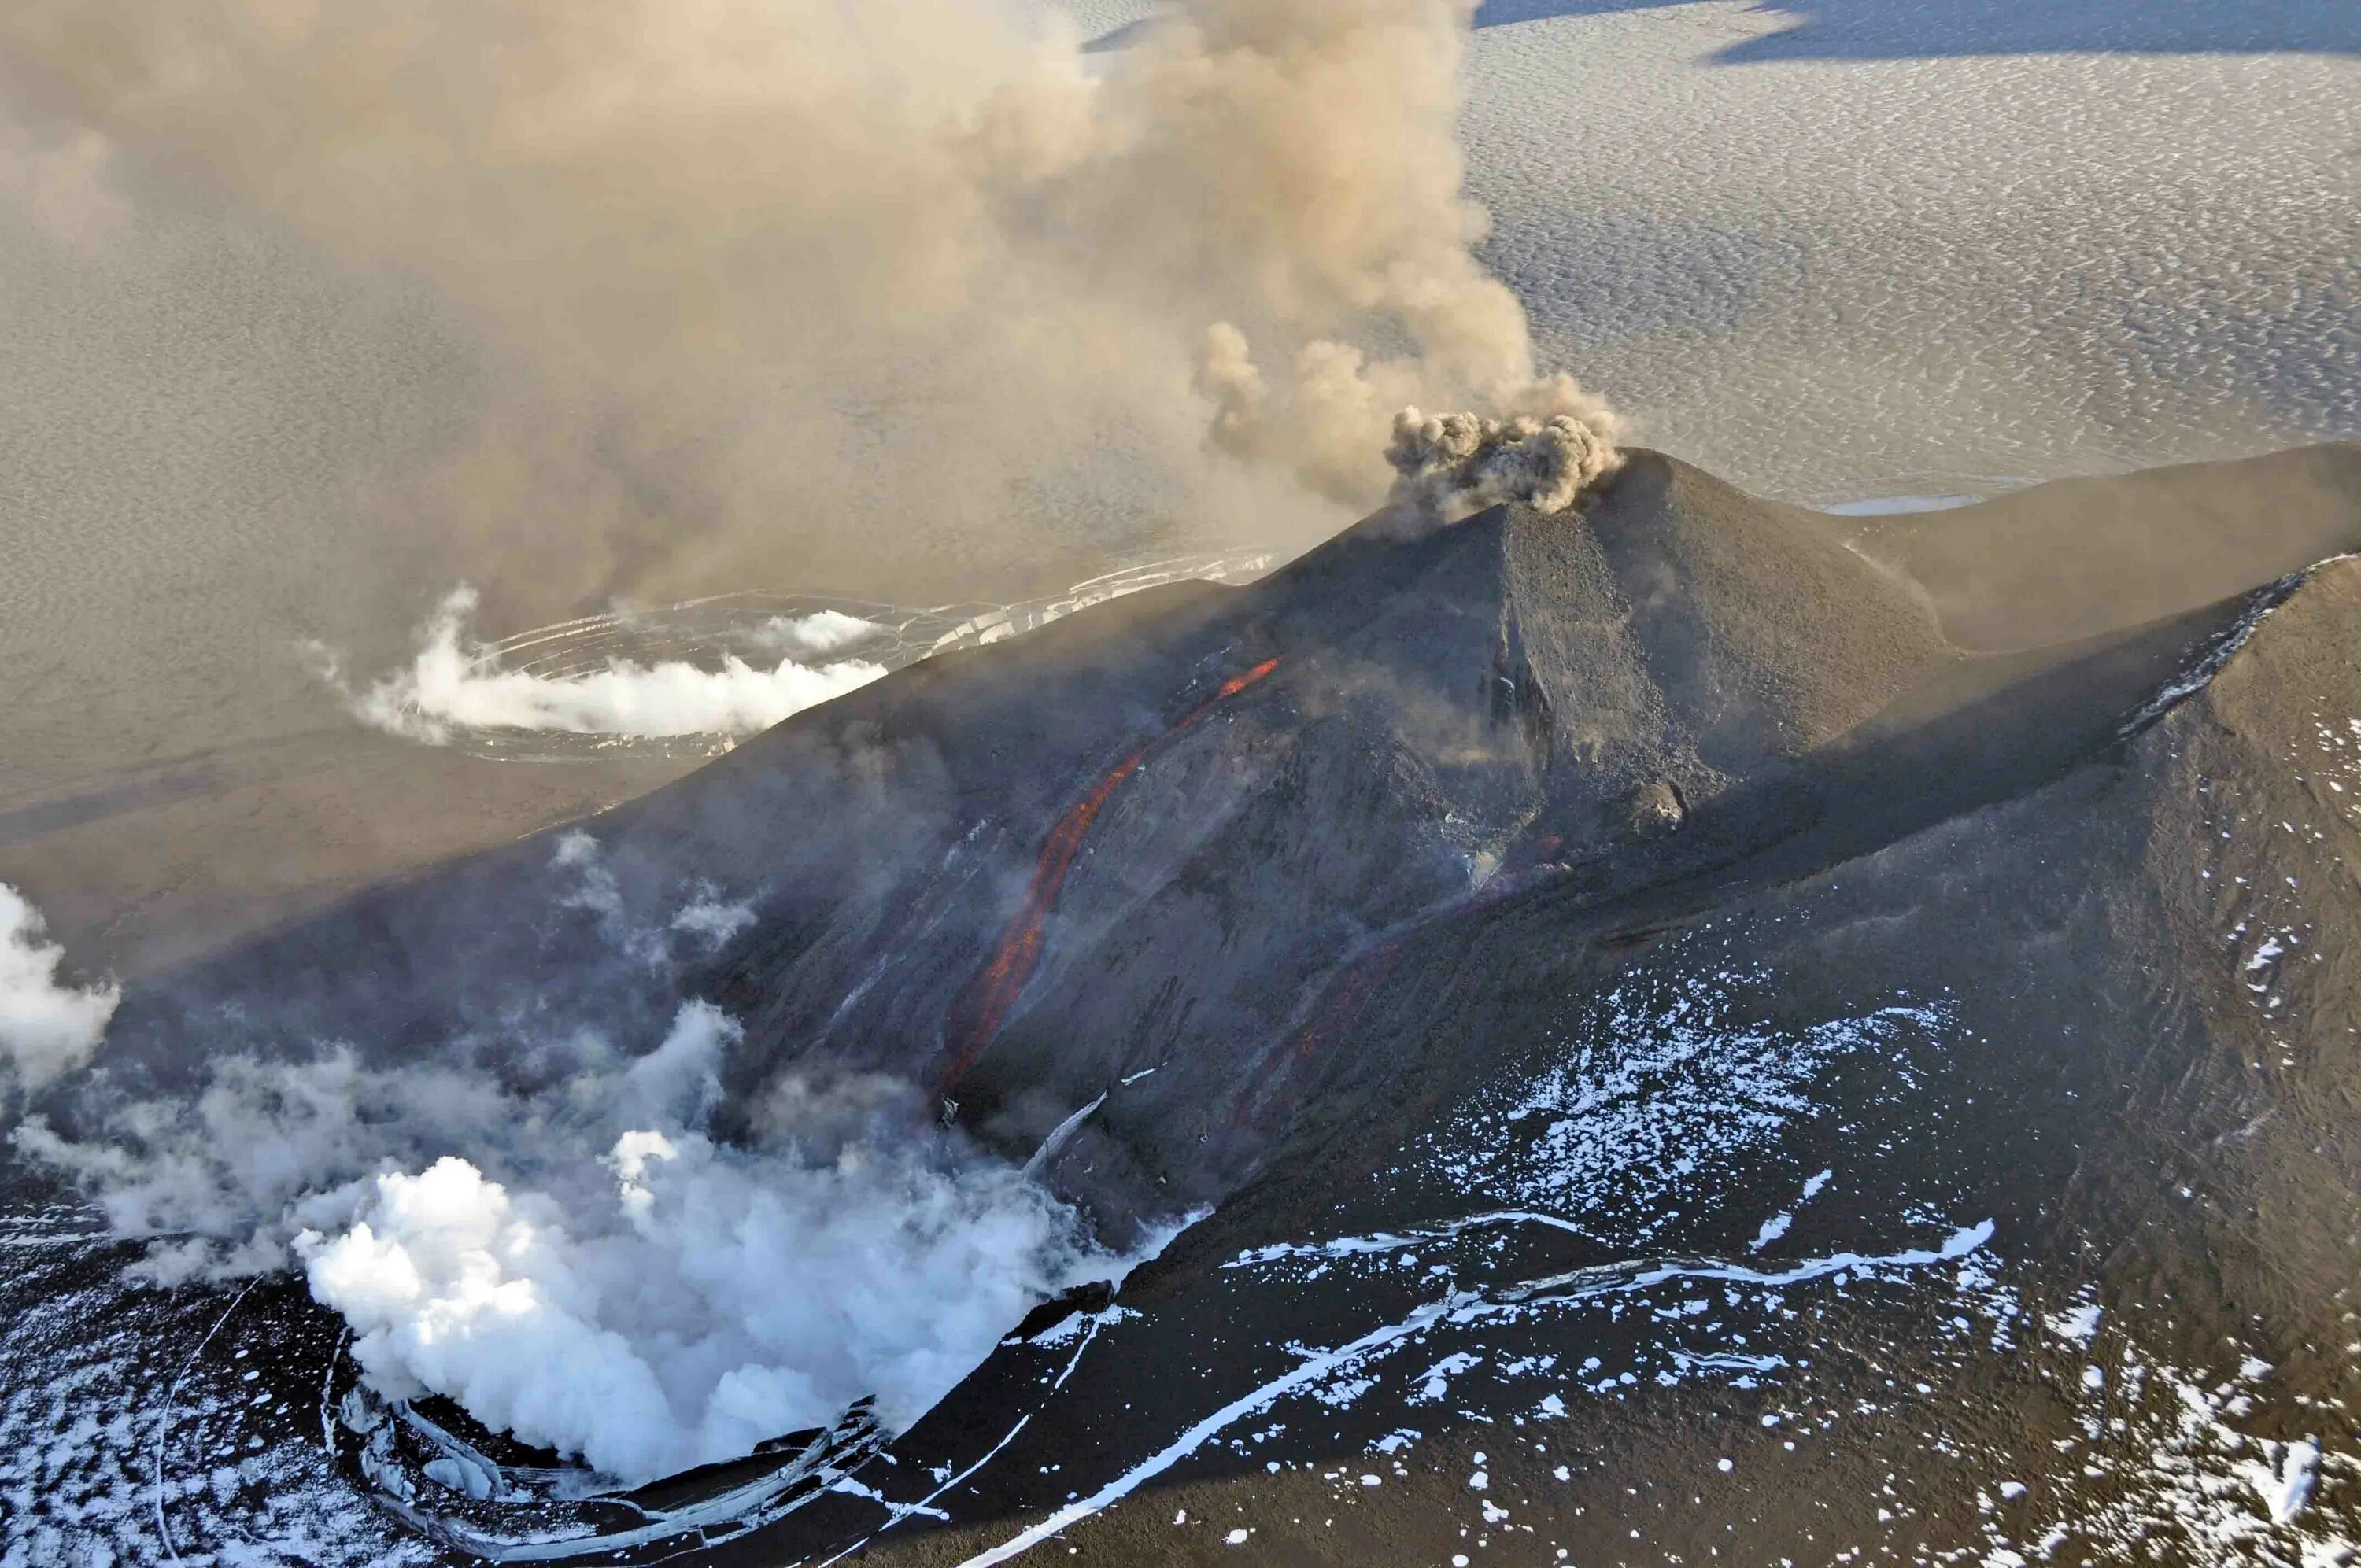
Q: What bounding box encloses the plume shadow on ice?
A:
[1471,0,2361,59]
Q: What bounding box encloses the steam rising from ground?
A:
[323,553,1278,751]
[331,587,888,742]
[294,1024,1113,1484]
[0,885,118,1088]
[16,839,1129,1485]
[0,0,1616,607]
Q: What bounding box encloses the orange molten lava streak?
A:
[1209,656,1282,704]
[937,656,1281,1095]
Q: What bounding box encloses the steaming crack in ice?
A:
[332,587,892,748]
[327,552,1279,760]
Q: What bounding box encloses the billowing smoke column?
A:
[1386,405,1624,518]
[0,0,1620,611]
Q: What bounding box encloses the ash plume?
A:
[0,0,1620,613]
[1386,404,1624,518]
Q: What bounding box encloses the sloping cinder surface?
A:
[45,442,2361,1563]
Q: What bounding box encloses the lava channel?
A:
[937,656,1281,1094]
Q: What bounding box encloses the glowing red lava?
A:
[937,657,1281,1094]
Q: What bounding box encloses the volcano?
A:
[11,444,2361,1566]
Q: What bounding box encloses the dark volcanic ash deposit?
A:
[7,445,2361,1566]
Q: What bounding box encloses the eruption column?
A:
[938,657,1281,1094]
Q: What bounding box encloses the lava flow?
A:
[937,657,1282,1095]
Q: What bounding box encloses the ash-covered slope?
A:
[1853,443,2361,652]
[19,443,2361,1566]
[846,548,2361,1568]
[77,450,1962,1229]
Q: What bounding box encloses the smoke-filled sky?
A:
[0,0,1607,632]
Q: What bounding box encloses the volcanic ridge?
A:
[13,443,2361,1566]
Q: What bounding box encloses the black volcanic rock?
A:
[1854,443,2361,652]
[26,443,2361,1565]
[83,454,1960,1196]
[879,549,2361,1568]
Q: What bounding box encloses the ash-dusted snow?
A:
[944,963,2004,1565]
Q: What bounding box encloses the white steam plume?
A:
[0,0,1618,610]
[295,1013,1110,1484]
[17,839,1134,1485]
[749,609,886,659]
[0,104,123,249]
[0,884,118,1088]
[330,587,888,743]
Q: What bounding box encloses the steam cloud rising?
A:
[0,884,119,1088]
[0,0,1616,618]
[17,837,1132,1485]
[327,587,889,743]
